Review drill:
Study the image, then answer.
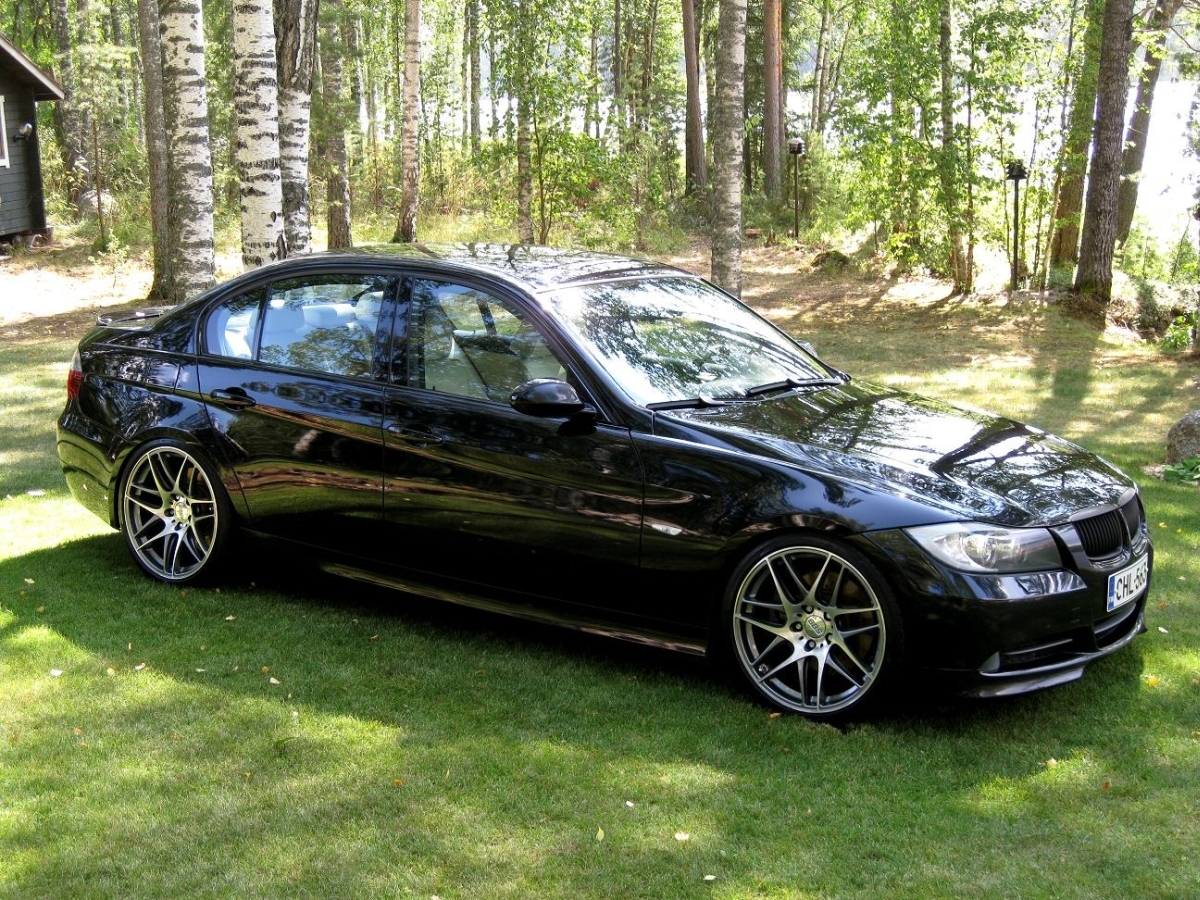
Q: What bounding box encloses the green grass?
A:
[2,271,1199,899]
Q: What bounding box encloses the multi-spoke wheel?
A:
[120,442,231,584]
[723,536,901,719]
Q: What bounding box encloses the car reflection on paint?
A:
[57,244,1152,719]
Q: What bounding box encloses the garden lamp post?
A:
[789,138,807,239]
[1006,160,1028,291]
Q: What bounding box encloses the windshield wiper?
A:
[646,395,728,411]
[743,376,844,398]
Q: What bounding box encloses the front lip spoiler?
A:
[936,605,1146,699]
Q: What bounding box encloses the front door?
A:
[381,277,647,619]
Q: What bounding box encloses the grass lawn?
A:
[2,256,1198,899]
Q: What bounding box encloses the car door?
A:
[195,271,397,555]
[380,276,648,618]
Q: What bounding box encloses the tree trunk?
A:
[1049,0,1104,270]
[1115,0,1183,246]
[762,0,782,199]
[710,0,746,297]
[467,0,481,156]
[1074,0,1134,304]
[136,0,171,300]
[682,0,707,196]
[232,0,286,269]
[159,0,216,301]
[516,90,535,244]
[322,0,352,249]
[51,0,86,197]
[275,0,319,254]
[938,0,969,293]
[392,0,420,243]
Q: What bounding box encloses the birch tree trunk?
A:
[276,0,319,254]
[468,0,481,155]
[391,0,420,243]
[710,0,746,297]
[762,0,783,200]
[232,0,286,269]
[136,0,171,299]
[1074,0,1134,304]
[160,0,216,300]
[52,0,86,197]
[321,0,352,249]
[938,0,969,293]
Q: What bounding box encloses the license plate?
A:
[1107,555,1149,612]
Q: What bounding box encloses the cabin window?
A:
[0,97,9,169]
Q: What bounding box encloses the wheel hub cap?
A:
[802,613,828,640]
[172,497,192,524]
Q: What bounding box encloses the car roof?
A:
[272,243,692,294]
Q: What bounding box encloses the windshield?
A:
[545,276,831,407]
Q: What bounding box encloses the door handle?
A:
[386,423,444,446]
[208,387,256,410]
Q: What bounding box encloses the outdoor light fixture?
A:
[13,122,33,141]
[789,138,808,238]
[1005,160,1028,291]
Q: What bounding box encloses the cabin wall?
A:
[0,80,48,238]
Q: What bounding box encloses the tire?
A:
[120,440,233,584]
[721,534,903,719]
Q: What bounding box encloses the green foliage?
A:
[1159,314,1197,352]
[1163,456,1200,483]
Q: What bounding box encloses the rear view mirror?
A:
[510,378,587,418]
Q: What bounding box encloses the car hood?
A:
[662,380,1134,527]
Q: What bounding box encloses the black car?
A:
[57,244,1151,718]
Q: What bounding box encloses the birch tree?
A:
[232,0,286,269]
[392,0,420,243]
[710,0,746,296]
[160,0,216,300]
[276,0,319,254]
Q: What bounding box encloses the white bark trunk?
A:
[233,0,286,269]
[710,0,746,297]
[159,0,216,301]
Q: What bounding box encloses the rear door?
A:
[195,270,397,555]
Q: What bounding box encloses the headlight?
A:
[905,523,1063,574]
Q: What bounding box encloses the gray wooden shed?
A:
[0,32,64,241]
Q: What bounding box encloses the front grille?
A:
[1119,495,1144,539]
[1075,509,1124,559]
[1073,495,1144,562]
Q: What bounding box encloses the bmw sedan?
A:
[57,244,1152,719]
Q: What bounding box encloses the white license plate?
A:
[1107,555,1149,612]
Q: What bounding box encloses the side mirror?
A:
[510,378,587,418]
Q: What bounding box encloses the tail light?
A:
[67,351,83,400]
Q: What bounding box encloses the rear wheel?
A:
[120,441,232,584]
[722,535,902,719]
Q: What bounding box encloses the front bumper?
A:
[858,526,1151,696]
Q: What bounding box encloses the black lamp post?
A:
[1005,160,1028,291]
[789,138,807,239]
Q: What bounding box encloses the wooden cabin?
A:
[0,32,64,243]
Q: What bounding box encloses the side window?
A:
[258,274,388,378]
[205,289,263,359]
[411,280,565,402]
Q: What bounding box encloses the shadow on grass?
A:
[3,533,1195,898]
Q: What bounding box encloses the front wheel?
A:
[722,535,902,719]
[120,441,232,584]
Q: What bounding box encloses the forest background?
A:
[3,0,1200,338]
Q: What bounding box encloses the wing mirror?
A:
[510,378,591,419]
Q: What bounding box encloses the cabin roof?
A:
[0,32,66,102]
